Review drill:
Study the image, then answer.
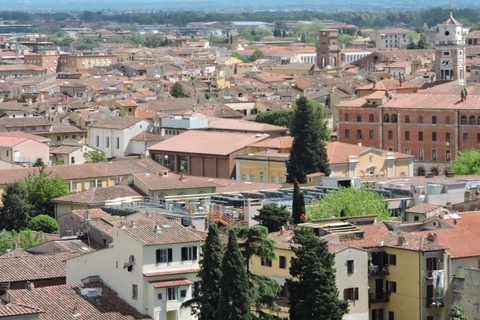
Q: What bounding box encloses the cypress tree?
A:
[292,179,306,224]
[182,224,223,319]
[286,96,331,183]
[287,230,349,320]
[218,229,251,320]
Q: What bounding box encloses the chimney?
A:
[86,209,91,220]
[72,306,79,316]
[427,233,437,242]
[28,282,35,291]
[131,221,136,229]
[461,87,468,102]
[397,236,405,246]
[179,174,186,181]
[280,226,286,235]
[372,80,376,88]
[153,225,161,233]
[120,220,125,228]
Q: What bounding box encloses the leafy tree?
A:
[231,52,245,61]
[84,150,108,163]
[0,229,44,255]
[128,32,146,45]
[301,33,306,43]
[286,96,331,183]
[182,224,223,319]
[218,229,251,320]
[171,82,186,98]
[282,30,287,37]
[417,34,429,49]
[0,182,31,231]
[208,34,226,44]
[28,215,60,234]
[253,203,292,232]
[286,229,349,320]
[308,185,391,220]
[448,303,469,320]
[233,225,276,273]
[18,229,44,249]
[451,148,480,175]
[250,273,282,320]
[292,179,306,224]
[32,158,45,167]
[255,109,294,127]
[0,230,13,255]
[24,167,69,218]
[248,49,265,62]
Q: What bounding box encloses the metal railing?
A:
[426,296,445,308]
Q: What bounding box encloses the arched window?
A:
[477,116,480,125]
[460,115,467,125]
[469,115,476,125]
[391,114,398,123]
[417,167,425,176]
[259,172,265,183]
[384,114,390,123]
[431,168,439,176]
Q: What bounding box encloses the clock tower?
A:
[434,9,466,85]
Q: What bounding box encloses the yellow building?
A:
[115,100,139,117]
[249,227,369,319]
[235,138,414,183]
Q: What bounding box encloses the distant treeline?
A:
[1,7,480,29]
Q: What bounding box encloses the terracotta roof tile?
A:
[134,172,220,191]
[144,268,200,277]
[9,282,152,319]
[149,278,193,288]
[53,186,142,205]
[0,303,43,317]
[90,116,146,129]
[405,203,441,214]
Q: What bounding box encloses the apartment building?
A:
[370,28,412,49]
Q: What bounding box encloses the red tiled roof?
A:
[149,278,193,288]
[405,203,441,214]
[0,303,43,317]
[342,223,396,248]
[144,268,200,277]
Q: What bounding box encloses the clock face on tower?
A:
[441,59,453,67]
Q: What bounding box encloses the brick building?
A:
[316,29,340,68]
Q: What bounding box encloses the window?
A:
[432,149,437,161]
[414,216,419,221]
[391,114,397,123]
[426,257,437,271]
[389,254,396,265]
[419,149,424,160]
[446,132,451,143]
[357,114,362,122]
[405,131,410,141]
[386,280,397,293]
[446,150,451,161]
[178,156,188,172]
[405,148,410,154]
[356,130,362,139]
[343,288,359,301]
[156,248,172,263]
[345,129,350,139]
[90,181,96,188]
[180,290,187,298]
[167,287,177,300]
[157,293,163,300]
[116,137,120,149]
[71,157,75,164]
[370,130,374,139]
[106,136,109,148]
[72,182,78,191]
[58,135,62,142]
[345,113,349,121]
[347,260,354,274]
[388,131,393,140]
[418,116,423,124]
[432,116,437,124]
[96,135,99,147]
[477,133,480,143]
[181,246,198,261]
[389,311,394,320]
[384,114,390,122]
[461,115,467,125]
[419,132,423,141]
[469,115,476,125]
[279,256,286,269]
[446,116,450,124]
[5,150,8,157]
[432,132,437,142]
[405,115,410,123]
[132,284,138,300]
[20,126,25,132]
[31,126,36,131]
[261,258,272,267]
[369,114,374,122]
[464,133,468,143]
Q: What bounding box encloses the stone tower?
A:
[316,29,340,68]
[434,9,467,85]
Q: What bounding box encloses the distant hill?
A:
[1,0,479,11]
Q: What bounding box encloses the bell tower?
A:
[316,29,340,68]
[434,9,466,85]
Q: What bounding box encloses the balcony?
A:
[369,265,389,277]
[369,292,390,303]
[426,296,445,308]
[425,269,444,280]
[165,300,180,311]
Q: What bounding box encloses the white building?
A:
[66,212,202,320]
[89,116,153,158]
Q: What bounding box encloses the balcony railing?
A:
[426,297,445,308]
[369,292,390,303]
[369,265,389,276]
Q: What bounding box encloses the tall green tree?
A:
[32,158,45,167]
[171,82,186,98]
[218,229,251,320]
[0,182,32,231]
[451,148,480,175]
[307,185,391,220]
[286,230,349,320]
[249,49,265,62]
[253,203,292,232]
[84,150,108,163]
[233,225,277,273]
[182,224,223,320]
[286,96,331,183]
[254,109,294,127]
[292,179,306,224]
[24,167,69,218]
[28,215,60,234]
[448,303,469,320]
